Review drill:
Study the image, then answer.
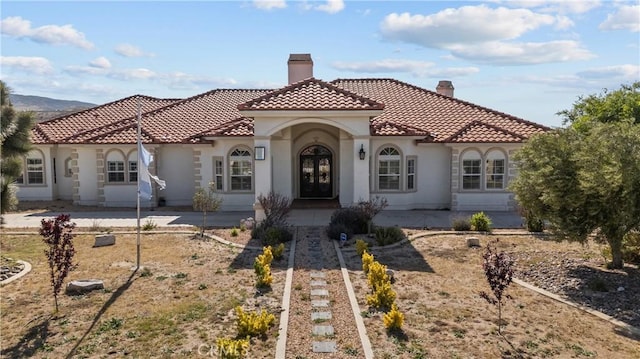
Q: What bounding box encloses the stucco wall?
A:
[157,145,195,206]
[55,147,74,200]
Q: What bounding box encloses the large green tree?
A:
[1,81,34,213]
[511,83,640,269]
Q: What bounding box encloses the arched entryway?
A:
[300,144,332,198]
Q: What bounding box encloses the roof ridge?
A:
[443,120,526,143]
[82,123,157,144]
[62,117,136,142]
[333,78,550,131]
[37,94,178,125]
[238,77,384,110]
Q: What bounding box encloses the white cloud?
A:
[64,65,107,76]
[314,0,344,14]
[114,43,154,58]
[163,72,237,90]
[448,40,595,65]
[0,56,54,74]
[381,6,559,47]
[599,5,640,32]
[576,64,640,80]
[331,59,479,77]
[89,56,111,69]
[380,5,594,65]
[0,16,93,49]
[501,0,601,14]
[109,68,157,81]
[253,0,286,10]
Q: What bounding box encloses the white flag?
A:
[138,142,166,200]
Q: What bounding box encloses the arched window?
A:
[105,150,126,183]
[378,146,401,190]
[229,148,252,191]
[128,151,138,182]
[485,150,506,189]
[64,157,73,177]
[461,150,481,190]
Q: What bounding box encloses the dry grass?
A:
[344,233,640,358]
[0,231,285,358]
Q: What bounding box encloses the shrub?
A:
[479,239,514,334]
[193,182,223,236]
[622,231,640,265]
[230,227,239,237]
[254,246,273,288]
[216,337,250,359]
[470,212,492,232]
[252,223,293,246]
[142,219,157,231]
[272,243,285,261]
[328,207,369,236]
[451,216,471,231]
[257,191,292,228]
[355,196,389,233]
[235,306,275,337]
[519,208,544,232]
[326,222,354,241]
[375,226,406,246]
[366,261,396,310]
[383,303,405,331]
[361,251,374,274]
[40,214,78,313]
[355,239,369,256]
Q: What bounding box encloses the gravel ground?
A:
[510,250,640,328]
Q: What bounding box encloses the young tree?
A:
[479,240,514,335]
[192,182,222,236]
[1,81,34,214]
[40,214,78,313]
[511,122,640,269]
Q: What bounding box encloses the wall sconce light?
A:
[359,144,366,160]
[254,146,265,160]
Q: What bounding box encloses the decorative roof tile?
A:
[238,78,384,111]
[31,77,549,145]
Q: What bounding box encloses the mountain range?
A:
[9,94,97,122]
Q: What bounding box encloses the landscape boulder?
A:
[66,279,104,294]
[466,237,481,248]
[94,234,115,247]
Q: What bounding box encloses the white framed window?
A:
[128,151,138,183]
[406,156,417,191]
[229,148,252,191]
[105,150,126,183]
[486,150,506,189]
[378,146,401,191]
[214,157,224,191]
[461,150,481,190]
[16,150,45,185]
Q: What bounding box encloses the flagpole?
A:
[136,98,142,270]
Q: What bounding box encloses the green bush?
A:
[451,216,471,231]
[252,223,293,246]
[328,208,368,236]
[470,212,492,232]
[623,231,640,265]
[375,226,406,246]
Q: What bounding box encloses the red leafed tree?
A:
[479,239,514,335]
[40,214,78,313]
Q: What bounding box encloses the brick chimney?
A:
[288,54,313,84]
[436,80,454,97]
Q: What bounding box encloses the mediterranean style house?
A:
[17,54,548,219]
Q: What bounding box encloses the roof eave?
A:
[239,109,384,118]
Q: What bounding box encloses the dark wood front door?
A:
[300,145,332,198]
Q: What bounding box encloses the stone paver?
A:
[311,299,330,307]
[312,341,337,353]
[310,288,329,296]
[313,325,335,336]
[311,280,326,286]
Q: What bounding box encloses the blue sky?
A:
[1,1,638,128]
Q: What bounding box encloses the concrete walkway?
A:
[1,209,523,229]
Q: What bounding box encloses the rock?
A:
[386,269,395,283]
[617,286,625,292]
[466,237,480,248]
[94,234,115,247]
[240,217,255,230]
[66,279,104,294]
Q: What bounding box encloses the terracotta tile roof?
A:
[32,95,180,144]
[31,77,548,145]
[331,78,549,142]
[443,121,526,143]
[238,78,384,111]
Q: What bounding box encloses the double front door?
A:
[300,145,332,198]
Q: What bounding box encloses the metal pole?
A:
[136,98,142,270]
